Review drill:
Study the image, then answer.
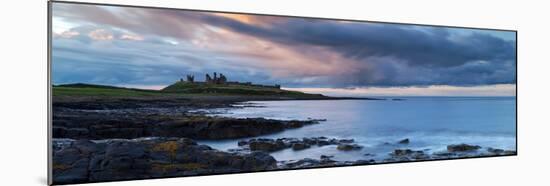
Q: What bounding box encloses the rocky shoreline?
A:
[53,110,323,140]
[224,137,516,169]
[52,138,277,184]
[52,136,516,184]
[52,97,515,184]
[53,97,325,140]
[233,137,360,153]
[52,96,331,183]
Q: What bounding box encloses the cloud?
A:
[88,29,114,41]
[51,2,517,91]
[189,14,516,86]
[286,84,516,97]
[210,17,514,68]
[54,30,80,38]
[120,34,144,41]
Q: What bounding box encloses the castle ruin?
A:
[186,75,194,82]
[181,72,280,89]
[205,72,227,84]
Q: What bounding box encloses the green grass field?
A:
[53,84,162,97]
[52,82,325,98]
[161,82,314,96]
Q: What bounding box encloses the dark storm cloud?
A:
[51,2,516,88]
[196,15,515,67]
[190,14,516,86]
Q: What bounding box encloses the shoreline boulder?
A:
[52,138,276,184]
[447,144,481,152]
[337,144,363,151]
[398,138,410,144]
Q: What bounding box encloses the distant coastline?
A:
[53,82,384,101]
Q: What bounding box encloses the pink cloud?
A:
[120,34,144,41]
[88,29,114,41]
[285,84,517,97]
[54,30,80,38]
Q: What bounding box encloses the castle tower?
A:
[219,73,227,84]
[205,73,212,83]
[186,74,194,82]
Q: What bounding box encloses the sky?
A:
[51,2,516,96]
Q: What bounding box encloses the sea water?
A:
[199,97,516,162]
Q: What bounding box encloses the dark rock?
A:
[53,111,323,140]
[241,152,277,171]
[279,158,322,168]
[337,144,363,151]
[487,148,504,154]
[237,140,249,146]
[487,148,516,155]
[392,149,414,156]
[279,157,377,169]
[433,151,455,157]
[447,144,481,152]
[388,149,429,161]
[54,158,90,184]
[503,150,517,155]
[227,148,249,154]
[302,137,316,145]
[317,140,331,146]
[248,139,286,152]
[319,155,337,164]
[353,159,376,164]
[52,138,277,184]
[238,137,361,152]
[338,139,354,143]
[398,138,410,144]
[52,147,90,184]
[291,142,310,151]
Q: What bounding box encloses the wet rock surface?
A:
[384,143,516,162]
[278,155,375,169]
[52,138,276,184]
[53,134,517,184]
[487,147,516,155]
[51,96,516,184]
[53,97,326,140]
[278,141,516,169]
[397,138,410,144]
[447,144,481,152]
[386,149,430,161]
[336,144,363,151]
[236,137,358,152]
[53,109,323,140]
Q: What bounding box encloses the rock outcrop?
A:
[237,137,357,152]
[336,144,363,151]
[52,138,276,184]
[446,144,481,152]
[487,147,516,155]
[53,112,323,140]
[397,138,410,144]
[386,149,430,161]
[278,156,375,169]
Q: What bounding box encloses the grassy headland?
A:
[53,83,161,97]
[52,82,383,107]
[161,81,321,97]
[53,82,334,100]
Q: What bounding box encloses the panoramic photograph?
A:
[50,2,517,185]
